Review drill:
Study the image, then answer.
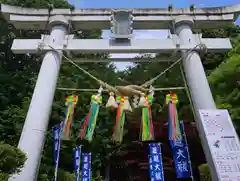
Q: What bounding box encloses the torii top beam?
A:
[0,3,239,30]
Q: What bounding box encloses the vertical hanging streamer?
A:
[81,153,91,181]
[141,95,154,141]
[80,94,102,142]
[52,123,62,181]
[112,96,125,143]
[166,93,193,179]
[171,120,193,179]
[61,95,78,140]
[148,143,165,181]
[74,146,82,181]
[79,111,90,140]
[166,93,182,146]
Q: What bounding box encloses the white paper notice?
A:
[199,109,240,181]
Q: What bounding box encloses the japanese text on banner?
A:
[81,153,91,181]
[74,146,82,181]
[148,143,164,181]
[172,146,191,178]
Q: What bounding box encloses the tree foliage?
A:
[0,142,26,180]
[0,0,239,180]
[0,0,124,180]
[0,142,26,174]
[198,164,212,181]
[208,25,240,134]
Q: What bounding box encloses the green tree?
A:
[0,142,26,180]
[198,164,212,181]
[0,0,239,180]
[0,0,123,180]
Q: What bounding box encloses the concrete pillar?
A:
[174,15,218,180]
[9,15,69,181]
[174,15,216,110]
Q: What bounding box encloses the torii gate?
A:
[1,3,240,181]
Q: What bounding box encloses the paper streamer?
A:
[61,95,78,140]
[166,93,182,146]
[141,95,154,141]
[80,94,102,142]
[112,96,126,143]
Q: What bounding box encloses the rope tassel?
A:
[123,96,132,112]
[112,96,125,143]
[106,92,118,109]
[141,95,154,141]
[80,94,102,142]
[138,94,148,108]
[166,93,182,146]
[61,95,78,140]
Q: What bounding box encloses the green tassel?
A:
[85,103,98,141]
[113,105,125,143]
[173,104,181,139]
[141,107,149,141]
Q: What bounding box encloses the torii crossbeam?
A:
[12,34,231,54]
[1,3,240,181]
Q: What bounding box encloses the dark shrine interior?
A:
[108,117,206,181]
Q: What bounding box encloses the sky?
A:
[68,0,240,70]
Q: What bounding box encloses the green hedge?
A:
[198,164,212,181]
[0,173,8,181]
[0,142,26,174]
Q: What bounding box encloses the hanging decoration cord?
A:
[56,87,185,92]
[48,45,119,93]
[179,63,198,122]
[47,43,206,93]
[39,7,207,93]
[140,43,206,88]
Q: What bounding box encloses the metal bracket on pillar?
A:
[168,33,180,48]
[168,33,181,57]
[110,10,133,42]
[37,34,75,54]
[169,32,207,56]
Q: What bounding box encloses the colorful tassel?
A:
[166,93,182,145]
[106,92,118,109]
[138,94,148,108]
[141,95,154,141]
[112,96,125,143]
[61,95,78,140]
[79,112,90,140]
[80,94,102,142]
[166,93,178,105]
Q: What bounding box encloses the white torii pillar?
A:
[174,15,218,180]
[9,15,69,181]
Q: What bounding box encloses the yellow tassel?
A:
[106,92,118,109]
[138,94,148,108]
[123,96,132,112]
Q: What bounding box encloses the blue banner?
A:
[148,143,164,181]
[81,153,91,181]
[171,120,193,179]
[52,123,62,181]
[172,146,191,178]
[149,143,161,155]
[74,146,82,181]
